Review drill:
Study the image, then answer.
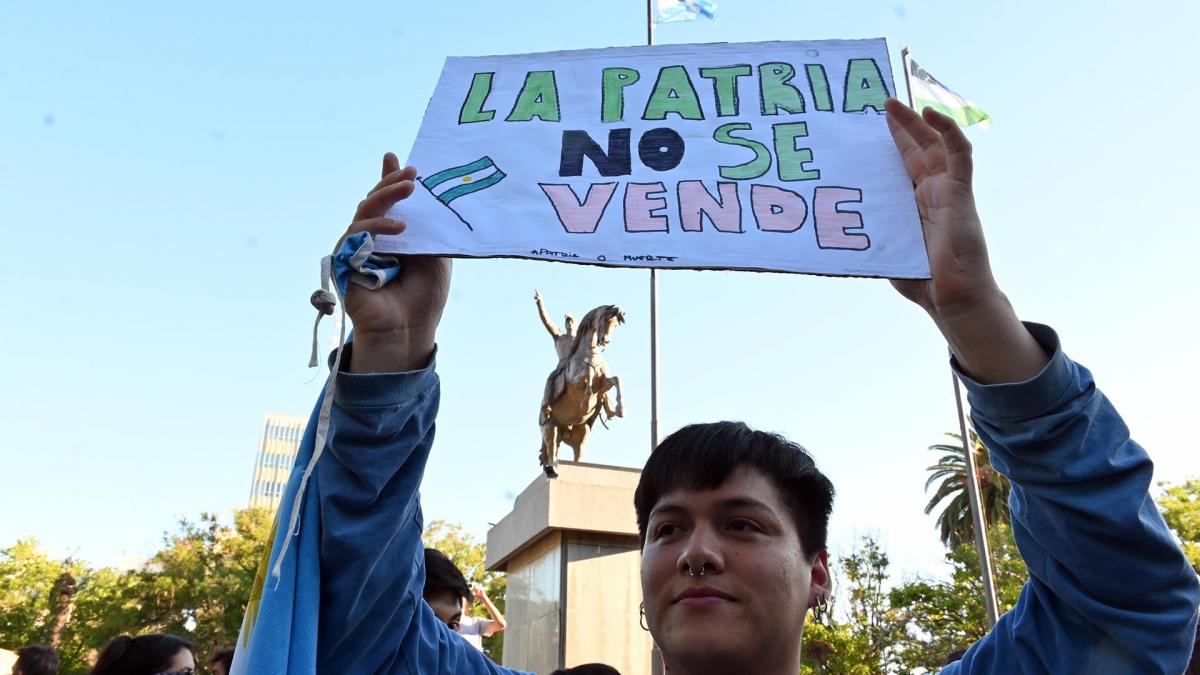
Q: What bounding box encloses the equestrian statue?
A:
[534,291,625,477]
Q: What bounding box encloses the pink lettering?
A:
[814,187,869,250]
[539,183,618,234]
[678,181,742,233]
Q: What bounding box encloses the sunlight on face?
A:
[640,467,830,674]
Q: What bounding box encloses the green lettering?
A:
[842,58,890,113]
[699,65,752,117]
[642,65,704,121]
[758,62,805,116]
[506,71,561,122]
[459,72,496,124]
[772,122,820,181]
[805,64,833,112]
[713,123,771,180]
[601,68,641,123]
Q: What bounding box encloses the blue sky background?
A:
[2,0,1197,586]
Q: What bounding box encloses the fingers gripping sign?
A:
[340,153,453,374]
[883,98,996,321]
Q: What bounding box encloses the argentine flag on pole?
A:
[654,0,717,23]
[903,50,991,129]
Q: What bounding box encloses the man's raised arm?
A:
[884,100,1199,673]
[314,153,526,674]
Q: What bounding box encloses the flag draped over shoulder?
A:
[654,0,717,23]
[905,53,991,129]
[231,232,402,675]
[229,395,323,675]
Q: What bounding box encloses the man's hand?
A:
[885,99,1047,384]
[340,152,451,373]
[471,585,487,602]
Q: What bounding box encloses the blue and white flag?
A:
[654,0,717,23]
[229,396,322,675]
[231,233,403,675]
[422,156,506,205]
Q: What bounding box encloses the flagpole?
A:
[901,44,1000,628]
[647,0,660,453]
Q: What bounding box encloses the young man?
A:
[421,548,507,654]
[311,99,1200,673]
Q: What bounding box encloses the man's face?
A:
[640,466,830,674]
[425,591,464,630]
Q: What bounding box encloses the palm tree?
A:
[924,431,1011,549]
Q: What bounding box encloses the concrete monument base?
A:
[486,461,654,675]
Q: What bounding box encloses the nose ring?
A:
[687,562,707,577]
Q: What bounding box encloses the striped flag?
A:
[905,54,991,129]
[654,0,717,23]
[229,396,324,675]
[421,156,506,205]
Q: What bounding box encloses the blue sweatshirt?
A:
[315,325,1199,674]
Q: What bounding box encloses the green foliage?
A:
[801,535,901,674]
[1157,477,1200,574]
[0,539,83,647]
[923,432,1011,549]
[0,509,274,674]
[422,520,507,664]
[888,523,1027,672]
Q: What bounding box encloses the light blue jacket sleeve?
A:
[314,346,532,675]
[942,324,1199,674]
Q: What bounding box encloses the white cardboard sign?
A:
[380,39,929,278]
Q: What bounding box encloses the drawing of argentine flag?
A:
[420,156,506,230]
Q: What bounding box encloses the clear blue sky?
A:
[2,0,1197,585]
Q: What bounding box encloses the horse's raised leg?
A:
[606,376,624,418]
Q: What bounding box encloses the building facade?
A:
[248,413,307,510]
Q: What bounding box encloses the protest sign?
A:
[380,39,929,278]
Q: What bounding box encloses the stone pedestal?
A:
[486,461,654,675]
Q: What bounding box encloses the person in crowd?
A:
[458,585,506,652]
[89,634,194,675]
[422,548,474,631]
[306,97,1200,673]
[206,646,234,675]
[11,646,57,675]
[549,665,620,675]
[422,549,506,653]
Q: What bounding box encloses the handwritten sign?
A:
[380,39,929,278]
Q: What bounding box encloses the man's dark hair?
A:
[423,548,472,606]
[208,645,235,670]
[634,421,835,560]
[89,634,192,675]
[550,664,621,675]
[15,645,59,675]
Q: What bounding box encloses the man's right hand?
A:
[340,152,451,374]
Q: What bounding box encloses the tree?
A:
[125,508,272,654]
[800,535,902,675]
[889,523,1028,672]
[422,520,507,664]
[57,566,143,673]
[1157,477,1200,575]
[0,539,84,648]
[923,432,1010,549]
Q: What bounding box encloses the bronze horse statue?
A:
[538,304,625,477]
